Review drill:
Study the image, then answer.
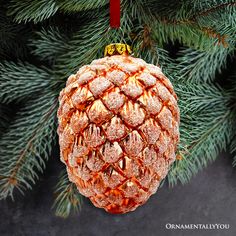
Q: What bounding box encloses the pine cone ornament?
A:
[57,44,180,214]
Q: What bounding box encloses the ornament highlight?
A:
[57,44,180,214]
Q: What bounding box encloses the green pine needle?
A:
[30,27,68,62]
[178,47,234,82]
[168,80,235,185]
[0,104,12,135]
[0,61,52,104]
[55,14,110,76]
[8,0,59,23]
[53,170,83,218]
[58,0,107,12]
[0,91,57,199]
[169,108,235,185]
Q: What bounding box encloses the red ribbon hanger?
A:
[110,0,120,28]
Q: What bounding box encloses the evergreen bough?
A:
[0,0,235,217]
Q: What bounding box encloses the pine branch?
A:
[0,61,52,103]
[0,103,12,136]
[122,0,155,29]
[148,0,236,49]
[131,26,160,65]
[58,0,108,12]
[168,81,235,185]
[177,47,235,82]
[168,1,236,23]
[169,108,234,185]
[8,0,108,23]
[132,28,175,69]
[53,170,82,218]
[30,27,68,62]
[0,8,28,59]
[192,1,236,18]
[55,14,111,76]
[176,82,228,114]
[8,0,59,23]
[0,91,57,199]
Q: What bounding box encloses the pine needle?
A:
[53,170,83,218]
[8,0,59,23]
[0,61,52,104]
[0,91,57,199]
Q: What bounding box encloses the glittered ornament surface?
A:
[57,51,180,214]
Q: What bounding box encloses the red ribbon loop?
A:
[110,0,120,28]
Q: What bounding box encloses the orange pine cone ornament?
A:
[57,44,180,214]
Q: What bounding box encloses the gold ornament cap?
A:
[104,43,132,56]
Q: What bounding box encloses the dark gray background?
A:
[1,152,236,236]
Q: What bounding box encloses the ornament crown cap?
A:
[104,43,132,57]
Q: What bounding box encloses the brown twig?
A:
[131,2,234,48]
[192,1,236,20]
[202,27,229,47]
[159,2,236,47]
[141,25,154,49]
